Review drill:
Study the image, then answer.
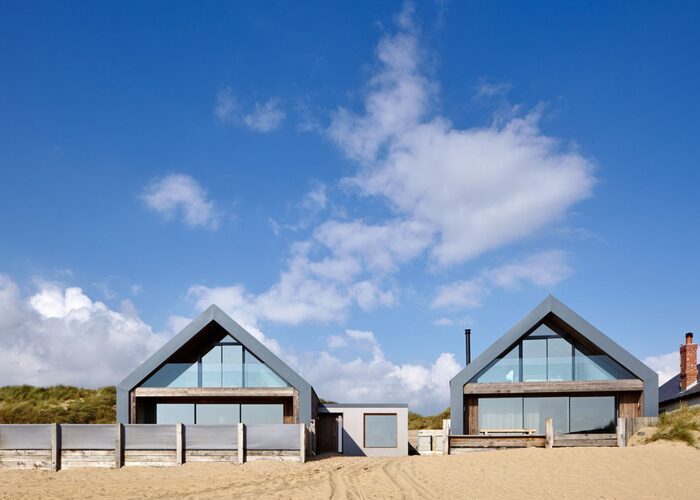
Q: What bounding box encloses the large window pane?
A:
[524,397,569,435]
[241,404,284,424]
[201,345,222,387]
[474,346,520,383]
[156,403,194,424]
[575,349,635,381]
[570,396,615,433]
[222,345,243,387]
[547,338,573,381]
[142,363,198,388]
[478,397,523,432]
[522,339,547,381]
[364,414,397,448]
[244,350,287,387]
[196,404,240,424]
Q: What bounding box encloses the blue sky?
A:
[0,1,698,412]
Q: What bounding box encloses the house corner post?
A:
[115,423,124,468]
[310,419,316,456]
[176,423,184,465]
[545,418,554,449]
[300,424,306,464]
[617,418,626,448]
[51,423,61,472]
[237,423,245,464]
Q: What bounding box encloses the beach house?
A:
[449,296,658,436]
[116,305,407,456]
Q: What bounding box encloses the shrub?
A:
[408,408,450,430]
[646,403,700,447]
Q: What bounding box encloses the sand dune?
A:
[0,442,698,499]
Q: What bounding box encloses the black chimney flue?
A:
[465,328,471,366]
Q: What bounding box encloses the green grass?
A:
[408,408,450,430]
[646,403,700,447]
[0,385,116,424]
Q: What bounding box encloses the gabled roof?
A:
[659,364,700,404]
[118,304,313,394]
[449,295,658,433]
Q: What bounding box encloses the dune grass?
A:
[0,385,116,424]
[408,408,450,430]
[646,403,700,447]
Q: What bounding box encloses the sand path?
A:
[0,442,697,499]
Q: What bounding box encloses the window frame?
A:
[363,413,398,449]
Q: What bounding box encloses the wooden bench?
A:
[479,428,536,436]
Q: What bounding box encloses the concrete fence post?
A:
[237,423,245,464]
[300,424,306,464]
[115,423,124,469]
[545,418,554,449]
[442,419,451,455]
[176,423,184,465]
[309,419,316,456]
[51,423,61,472]
[617,417,626,448]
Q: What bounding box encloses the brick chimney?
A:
[680,332,698,391]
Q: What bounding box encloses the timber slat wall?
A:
[0,423,306,471]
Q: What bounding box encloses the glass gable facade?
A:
[473,324,635,383]
[141,335,288,389]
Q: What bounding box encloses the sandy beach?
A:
[0,442,697,499]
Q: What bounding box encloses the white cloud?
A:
[298,329,461,413]
[432,250,571,309]
[142,174,221,230]
[243,98,286,132]
[0,275,166,387]
[214,86,238,124]
[329,9,595,267]
[215,87,285,132]
[644,352,678,385]
[434,317,454,327]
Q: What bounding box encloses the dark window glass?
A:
[547,338,573,381]
[474,346,520,383]
[241,404,284,424]
[524,397,569,435]
[364,414,398,448]
[156,403,194,424]
[570,396,616,433]
[522,339,547,381]
[222,345,243,387]
[244,350,288,388]
[196,404,240,424]
[478,397,523,432]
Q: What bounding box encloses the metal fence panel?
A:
[185,425,238,450]
[246,424,299,450]
[0,424,52,449]
[124,424,176,450]
[61,424,115,450]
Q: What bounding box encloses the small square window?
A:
[364,413,397,448]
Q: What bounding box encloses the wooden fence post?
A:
[51,423,61,472]
[442,419,451,455]
[115,423,124,469]
[300,424,306,464]
[176,423,184,465]
[545,418,554,449]
[617,417,626,448]
[238,423,245,464]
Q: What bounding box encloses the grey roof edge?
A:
[318,403,409,409]
[449,295,659,431]
[116,304,314,397]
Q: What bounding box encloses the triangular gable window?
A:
[472,323,635,383]
[141,333,288,388]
